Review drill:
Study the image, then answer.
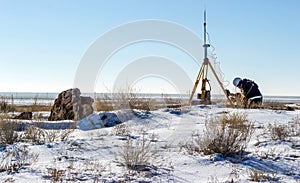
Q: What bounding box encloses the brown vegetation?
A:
[262,100,296,111]
[182,112,254,158]
[267,117,300,141]
[0,120,20,148]
[117,130,160,172]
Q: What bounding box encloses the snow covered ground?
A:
[1,105,300,182]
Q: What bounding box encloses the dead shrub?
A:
[129,98,153,111]
[262,100,294,111]
[0,120,20,148]
[47,167,66,182]
[13,105,52,113]
[95,95,114,111]
[14,96,52,112]
[43,129,74,143]
[2,177,15,182]
[114,91,156,111]
[117,133,159,171]
[109,89,133,110]
[289,117,300,137]
[113,124,131,136]
[220,112,248,128]
[183,112,254,158]
[44,159,107,182]
[96,89,187,112]
[24,125,74,144]
[181,137,200,155]
[162,94,184,108]
[0,144,39,172]
[248,169,278,182]
[96,87,164,112]
[44,130,61,143]
[267,124,289,141]
[24,125,45,144]
[0,96,52,113]
[267,117,300,141]
[0,97,9,113]
[59,129,74,142]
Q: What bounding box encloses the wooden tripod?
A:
[188,58,233,106]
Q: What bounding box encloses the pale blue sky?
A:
[0,0,299,96]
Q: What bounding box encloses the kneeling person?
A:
[233,77,263,108]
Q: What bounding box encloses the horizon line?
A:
[0,91,299,98]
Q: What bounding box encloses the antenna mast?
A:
[188,10,234,106]
[204,10,209,59]
[188,10,211,105]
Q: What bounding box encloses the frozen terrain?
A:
[1,105,300,182]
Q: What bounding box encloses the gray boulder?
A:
[48,88,94,121]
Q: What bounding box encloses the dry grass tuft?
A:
[1,95,52,113]
[248,169,278,182]
[95,89,188,112]
[267,117,300,141]
[14,105,52,112]
[289,117,300,137]
[262,100,295,111]
[0,97,14,113]
[162,94,186,108]
[129,98,157,111]
[113,123,131,136]
[0,144,39,173]
[95,95,114,111]
[220,112,248,128]
[46,165,66,182]
[96,92,159,112]
[117,132,159,171]
[183,112,254,158]
[0,120,20,148]
[24,125,74,144]
[268,124,289,141]
[23,126,45,144]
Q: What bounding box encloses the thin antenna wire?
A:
[206,32,215,53]
[204,15,230,88]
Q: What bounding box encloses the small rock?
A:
[14,112,32,120]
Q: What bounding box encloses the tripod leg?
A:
[208,62,234,107]
[189,63,205,105]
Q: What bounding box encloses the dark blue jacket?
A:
[238,79,262,99]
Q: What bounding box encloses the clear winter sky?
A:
[0,0,299,96]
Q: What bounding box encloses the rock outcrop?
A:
[48,88,94,121]
[14,112,32,120]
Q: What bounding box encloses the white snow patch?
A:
[1,105,299,182]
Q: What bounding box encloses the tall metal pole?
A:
[189,10,210,105]
[204,10,208,59]
[200,10,210,101]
